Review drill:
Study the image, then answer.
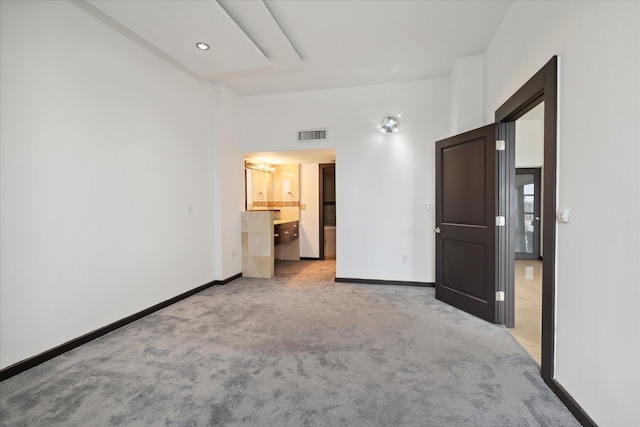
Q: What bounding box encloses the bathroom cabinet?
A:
[274,220,298,246]
[274,220,300,261]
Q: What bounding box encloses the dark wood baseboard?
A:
[545,377,597,426]
[215,273,242,285]
[299,257,321,260]
[0,272,242,382]
[335,277,434,287]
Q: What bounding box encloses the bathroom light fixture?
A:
[195,42,210,50]
[245,160,275,173]
[380,116,399,133]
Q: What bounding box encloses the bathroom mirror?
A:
[245,168,270,210]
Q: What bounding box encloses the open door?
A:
[435,124,498,323]
[433,58,570,421]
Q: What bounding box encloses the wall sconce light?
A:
[380,116,399,133]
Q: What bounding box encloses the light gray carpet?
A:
[0,260,579,426]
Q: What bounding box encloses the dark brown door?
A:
[435,124,497,323]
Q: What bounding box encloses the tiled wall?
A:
[241,211,274,278]
[250,201,300,208]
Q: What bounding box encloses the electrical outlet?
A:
[188,205,192,215]
[231,250,236,259]
[402,254,408,262]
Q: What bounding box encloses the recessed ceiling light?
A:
[195,42,210,50]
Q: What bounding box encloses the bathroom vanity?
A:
[273,220,298,245]
[241,211,300,278]
[274,219,299,262]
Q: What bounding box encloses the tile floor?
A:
[510,260,542,365]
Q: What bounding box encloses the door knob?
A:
[535,217,540,221]
[434,227,441,234]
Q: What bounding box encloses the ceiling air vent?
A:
[298,128,327,142]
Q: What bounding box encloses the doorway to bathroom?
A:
[319,164,336,260]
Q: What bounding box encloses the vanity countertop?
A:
[274,219,298,225]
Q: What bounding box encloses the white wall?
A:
[241,80,450,282]
[450,55,485,135]
[211,84,243,280]
[0,1,217,368]
[515,119,544,168]
[300,164,320,258]
[515,115,545,257]
[486,2,640,425]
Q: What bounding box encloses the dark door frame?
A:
[515,167,542,260]
[435,55,591,426]
[495,56,557,383]
[318,163,335,260]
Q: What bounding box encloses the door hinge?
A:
[496,140,506,151]
[496,216,505,226]
[496,291,505,302]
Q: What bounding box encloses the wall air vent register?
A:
[297,129,327,142]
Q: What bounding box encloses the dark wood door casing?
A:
[318,163,335,260]
[495,56,558,387]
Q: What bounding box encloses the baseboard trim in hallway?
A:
[0,273,242,382]
[546,377,597,427]
[335,277,434,287]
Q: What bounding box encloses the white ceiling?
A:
[78,0,514,96]
[86,0,271,76]
[79,0,514,165]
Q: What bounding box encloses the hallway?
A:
[510,260,543,365]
